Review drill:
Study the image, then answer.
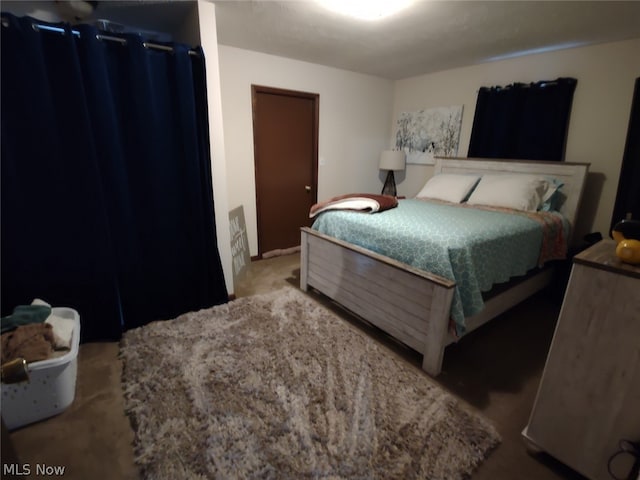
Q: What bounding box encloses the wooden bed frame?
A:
[300,157,589,376]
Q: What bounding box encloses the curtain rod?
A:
[0,16,199,57]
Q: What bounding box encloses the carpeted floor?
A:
[5,253,586,480]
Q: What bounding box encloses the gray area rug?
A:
[120,287,500,479]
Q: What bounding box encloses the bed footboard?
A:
[300,227,455,376]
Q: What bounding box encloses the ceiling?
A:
[212,1,640,79]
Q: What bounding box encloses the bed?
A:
[300,157,589,376]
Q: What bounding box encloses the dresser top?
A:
[574,239,640,279]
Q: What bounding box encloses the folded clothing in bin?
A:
[1,299,75,364]
[1,307,81,430]
[1,323,57,364]
[1,303,51,333]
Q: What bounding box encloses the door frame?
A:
[251,85,319,258]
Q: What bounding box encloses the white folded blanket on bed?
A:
[310,193,398,218]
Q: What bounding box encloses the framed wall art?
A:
[394,106,463,165]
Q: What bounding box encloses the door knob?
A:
[305,185,311,192]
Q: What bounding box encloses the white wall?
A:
[392,38,640,241]
[196,1,233,296]
[1,1,63,21]
[218,46,394,256]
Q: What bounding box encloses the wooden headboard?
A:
[434,157,590,246]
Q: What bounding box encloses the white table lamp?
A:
[379,150,405,196]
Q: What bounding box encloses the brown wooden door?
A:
[252,85,318,256]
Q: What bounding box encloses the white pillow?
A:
[415,174,481,203]
[466,174,550,211]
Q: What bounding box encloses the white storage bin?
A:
[1,307,80,430]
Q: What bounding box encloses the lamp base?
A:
[381,171,397,197]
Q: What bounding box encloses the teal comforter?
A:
[311,199,568,335]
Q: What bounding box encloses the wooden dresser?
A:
[523,239,640,480]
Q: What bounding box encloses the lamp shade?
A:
[379,150,405,171]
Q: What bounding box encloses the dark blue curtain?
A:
[610,77,640,229]
[468,78,577,161]
[1,14,228,341]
